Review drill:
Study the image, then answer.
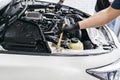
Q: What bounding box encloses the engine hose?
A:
[18,0,28,18]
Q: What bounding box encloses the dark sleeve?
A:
[111,0,120,9]
[95,0,110,12]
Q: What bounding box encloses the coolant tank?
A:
[69,38,83,50]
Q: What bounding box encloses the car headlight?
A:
[86,59,120,80]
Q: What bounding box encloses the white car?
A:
[0,0,120,80]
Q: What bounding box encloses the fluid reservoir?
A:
[69,38,83,50]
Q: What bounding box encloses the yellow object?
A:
[57,23,65,47]
[69,39,83,50]
[56,23,66,52]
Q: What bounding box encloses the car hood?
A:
[0,0,11,10]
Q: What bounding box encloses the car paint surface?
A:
[0,0,11,10]
[0,49,120,80]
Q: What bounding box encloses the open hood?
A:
[0,0,12,10]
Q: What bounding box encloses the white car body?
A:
[0,0,120,80]
[0,0,11,10]
[0,49,120,80]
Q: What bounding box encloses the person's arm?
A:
[79,6,120,29]
[60,6,120,33]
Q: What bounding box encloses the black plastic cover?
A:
[2,19,51,53]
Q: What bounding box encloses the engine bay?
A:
[0,0,114,55]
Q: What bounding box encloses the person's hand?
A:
[61,22,80,33]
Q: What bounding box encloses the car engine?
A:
[0,0,114,54]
